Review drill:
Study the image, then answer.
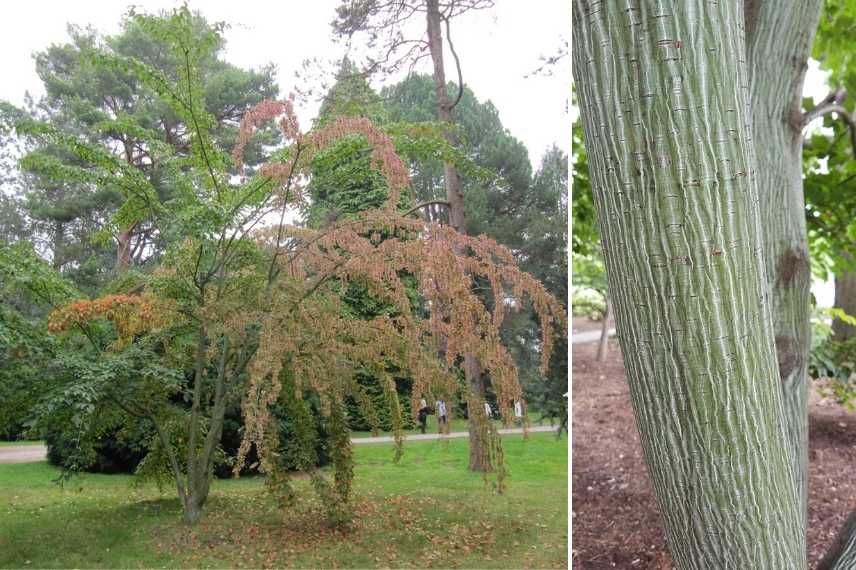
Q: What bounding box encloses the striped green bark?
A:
[573,1,805,567]
[820,509,856,570]
[744,0,823,536]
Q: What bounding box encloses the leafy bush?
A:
[571,288,605,320]
[46,405,331,477]
[809,307,856,409]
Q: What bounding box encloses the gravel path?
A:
[0,445,47,464]
[351,424,558,444]
[571,328,616,344]
[0,426,559,464]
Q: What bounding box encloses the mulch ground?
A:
[571,320,856,569]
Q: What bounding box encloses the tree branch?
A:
[402,199,451,217]
[803,88,848,126]
[802,91,856,158]
[443,15,465,111]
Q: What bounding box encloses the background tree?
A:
[383,74,567,413]
[804,0,856,346]
[9,11,278,290]
[333,0,499,471]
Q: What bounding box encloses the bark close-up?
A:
[573,0,806,566]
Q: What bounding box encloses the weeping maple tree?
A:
[573,0,856,567]
[39,6,565,525]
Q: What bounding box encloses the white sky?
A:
[0,0,569,170]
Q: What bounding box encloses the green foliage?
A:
[316,58,388,127]
[0,242,79,439]
[306,134,408,227]
[8,7,279,290]
[809,306,856,408]
[571,100,599,257]
[382,75,568,415]
[572,249,607,321]
[804,2,856,278]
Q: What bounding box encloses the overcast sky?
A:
[0,1,569,169]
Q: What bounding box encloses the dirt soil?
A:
[572,337,856,569]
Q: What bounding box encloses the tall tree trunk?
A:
[116,226,134,269]
[426,0,489,472]
[596,294,611,362]
[833,266,856,340]
[52,221,64,271]
[744,0,823,536]
[573,1,805,567]
[426,0,465,233]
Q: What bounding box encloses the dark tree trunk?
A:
[596,295,611,362]
[116,227,134,269]
[426,0,490,472]
[833,267,856,341]
[52,221,64,271]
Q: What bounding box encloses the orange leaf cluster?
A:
[233,97,301,172]
[240,209,566,471]
[48,294,173,348]
[233,99,410,213]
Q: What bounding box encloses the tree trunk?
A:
[426,0,465,233]
[833,266,856,340]
[52,221,64,271]
[596,294,611,362]
[426,0,489,472]
[182,490,207,525]
[116,226,134,269]
[744,0,823,536]
[573,1,805,567]
[819,508,856,570]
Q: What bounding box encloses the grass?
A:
[0,440,44,447]
[0,432,567,569]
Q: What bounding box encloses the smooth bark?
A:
[573,1,805,566]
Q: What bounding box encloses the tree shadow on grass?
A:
[0,493,182,568]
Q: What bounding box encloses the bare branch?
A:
[802,94,856,158]
[802,88,848,127]
[443,15,465,111]
[402,199,451,217]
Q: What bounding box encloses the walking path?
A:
[0,426,559,464]
[352,424,557,444]
[0,445,47,464]
[571,328,616,344]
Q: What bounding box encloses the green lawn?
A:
[0,433,567,569]
[0,440,44,447]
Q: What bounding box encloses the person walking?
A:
[417,397,429,434]
[514,400,524,427]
